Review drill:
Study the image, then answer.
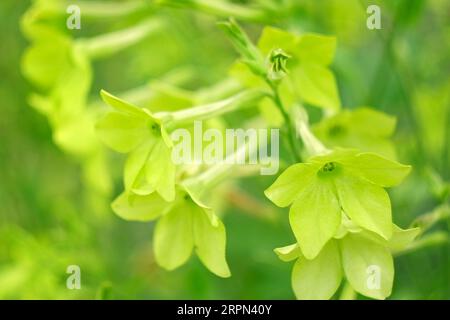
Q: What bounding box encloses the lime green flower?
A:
[112,187,230,278]
[275,221,420,300]
[96,90,176,202]
[313,107,397,159]
[265,149,411,259]
[226,24,340,112]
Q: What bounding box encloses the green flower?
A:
[275,222,420,300]
[96,90,176,202]
[265,149,411,259]
[228,25,340,111]
[112,187,230,278]
[313,107,397,159]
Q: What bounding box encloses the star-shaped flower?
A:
[275,220,420,300]
[96,90,176,201]
[265,149,411,259]
[112,186,230,278]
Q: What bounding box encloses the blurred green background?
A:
[0,0,448,299]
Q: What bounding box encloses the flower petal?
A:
[264,163,319,207]
[289,179,341,259]
[96,111,148,153]
[339,152,411,187]
[274,243,302,262]
[193,206,230,278]
[112,192,171,221]
[153,202,193,270]
[340,233,394,300]
[335,173,393,240]
[292,241,342,300]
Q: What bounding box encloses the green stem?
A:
[159,89,267,127]
[158,0,268,22]
[182,138,259,194]
[81,18,163,60]
[293,105,329,157]
[267,81,301,162]
[71,0,148,18]
[394,232,448,257]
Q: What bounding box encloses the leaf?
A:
[153,203,193,270]
[297,34,337,66]
[274,243,302,262]
[340,153,411,187]
[193,206,230,278]
[291,241,342,300]
[95,111,148,153]
[292,63,341,111]
[335,173,393,240]
[111,192,170,221]
[340,233,394,300]
[218,18,265,76]
[264,163,319,207]
[289,179,341,259]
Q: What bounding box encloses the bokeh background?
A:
[0,0,448,299]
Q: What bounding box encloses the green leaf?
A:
[340,153,411,187]
[274,243,302,262]
[289,179,341,259]
[292,63,341,111]
[111,192,170,221]
[297,34,337,66]
[340,233,394,300]
[218,18,265,76]
[291,241,342,300]
[193,206,230,278]
[335,173,392,239]
[153,202,193,270]
[264,163,319,207]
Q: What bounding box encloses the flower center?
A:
[150,123,160,134]
[321,162,336,173]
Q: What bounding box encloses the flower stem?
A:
[182,137,259,194]
[157,0,268,22]
[81,18,163,60]
[159,89,267,127]
[266,81,302,163]
[292,105,329,157]
[72,0,148,18]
